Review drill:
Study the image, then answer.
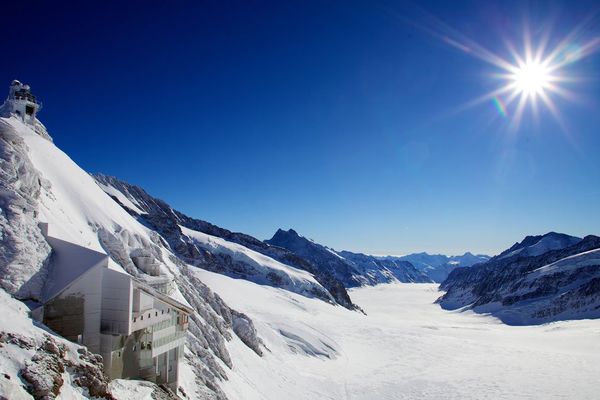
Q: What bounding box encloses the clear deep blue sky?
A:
[2,1,600,255]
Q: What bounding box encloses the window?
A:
[133,317,136,322]
[25,105,34,115]
[148,313,151,318]
[155,311,158,317]
[133,345,136,352]
[141,342,146,350]
[140,315,143,320]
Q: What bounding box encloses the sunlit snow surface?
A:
[195,276,600,400]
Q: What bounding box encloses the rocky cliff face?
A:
[438,232,600,324]
[267,229,431,286]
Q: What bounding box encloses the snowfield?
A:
[198,276,600,400]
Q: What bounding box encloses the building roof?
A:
[134,279,193,315]
[39,223,193,314]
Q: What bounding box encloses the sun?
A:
[511,60,552,97]
[422,16,600,132]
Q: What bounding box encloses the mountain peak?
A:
[498,231,582,260]
[271,228,301,241]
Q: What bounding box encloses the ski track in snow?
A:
[197,275,600,400]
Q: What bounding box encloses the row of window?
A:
[133,308,171,323]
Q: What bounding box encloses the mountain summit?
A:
[497,232,582,260]
[267,229,432,286]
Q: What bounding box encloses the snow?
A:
[194,271,600,400]
[325,247,346,260]
[109,380,155,400]
[531,248,600,277]
[180,225,326,289]
[6,117,154,251]
[0,289,99,399]
[95,181,146,215]
[503,234,581,259]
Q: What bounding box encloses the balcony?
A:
[150,330,186,358]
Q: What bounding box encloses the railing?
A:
[12,95,41,105]
[151,331,186,357]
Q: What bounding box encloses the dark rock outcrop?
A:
[267,229,431,286]
[93,174,358,310]
[438,233,600,324]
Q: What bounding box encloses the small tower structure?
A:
[5,80,42,126]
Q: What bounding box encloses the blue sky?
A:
[2,1,600,255]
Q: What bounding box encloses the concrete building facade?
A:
[33,223,191,391]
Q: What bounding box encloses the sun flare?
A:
[425,15,600,132]
[511,61,552,96]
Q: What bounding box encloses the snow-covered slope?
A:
[394,252,490,282]
[497,232,582,259]
[92,174,354,309]
[195,272,600,400]
[0,115,266,399]
[439,233,600,324]
[179,226,333,301]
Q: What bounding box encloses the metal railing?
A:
[12,95,42,105]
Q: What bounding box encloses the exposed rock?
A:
[18,335,115,400]
[439,233,600,324]
[268,229,432,287]
[0,331,35,350]
[231,310,263,356]
[70,347,114,399]
[93,174,359,310]
[21,352,64,399]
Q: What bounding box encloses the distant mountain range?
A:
[389,252,490,282]
[438,232,600,324]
